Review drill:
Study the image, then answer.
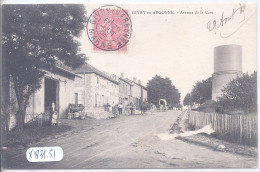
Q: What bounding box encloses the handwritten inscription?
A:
[206,4,247,38]
[26,147,63,162]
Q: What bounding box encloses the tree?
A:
[183,93,193,107]
[217,72,257,114]
[191,77,212,105]
[147,75,180,107]
[176,103,183,110]
[2,5,87,130]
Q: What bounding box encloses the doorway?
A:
[44,77,59,113]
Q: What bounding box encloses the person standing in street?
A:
[118,103,123,114]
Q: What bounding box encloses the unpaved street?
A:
[3,110,257,169]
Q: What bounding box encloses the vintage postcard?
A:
[1,0,258,171]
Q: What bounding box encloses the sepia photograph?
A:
[1,1,258,170]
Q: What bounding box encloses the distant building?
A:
[119,73,133,105]
[212,45,242,101]
[141,85,148,102]
[135,79,148,103]
[72,63,119,113]
[125,78,147,109]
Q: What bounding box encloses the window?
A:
[95,94,98,106]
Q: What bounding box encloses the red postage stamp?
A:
[87,5,132,51]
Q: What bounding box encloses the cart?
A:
[159,99,168,111]
[68,104,85,119]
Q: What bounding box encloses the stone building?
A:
[72,63,119,114]
[119,73,133,105]
[6,66,79,128]
[141,85,148,102]
[5,60,150,127]
[124,78,147,109]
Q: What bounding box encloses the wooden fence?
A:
[188,110,258,146]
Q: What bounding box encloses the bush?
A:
[195,100,216,113]
[216,72,257,114]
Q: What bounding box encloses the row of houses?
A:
[7,62,148,122]
[72,63,147,113]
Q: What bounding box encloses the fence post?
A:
[40,113,43,127]
[240,115,242,143]
[249,117,252,144]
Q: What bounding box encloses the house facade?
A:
[28,67,79,119]
[6,61,149,128]
[72,63,119,113]
[119,73,133,105]
[124,78,142,108]
[7,66,79,129]
[141,86,148,102]
[72,63,149,114]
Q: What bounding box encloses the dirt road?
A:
[3,110,258,169]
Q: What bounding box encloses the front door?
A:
[44,77,59,114]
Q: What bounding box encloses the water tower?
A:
[212,45,242,101]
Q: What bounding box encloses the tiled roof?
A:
[119,77,133,86]
[55,66,81,78]
[51,63,81,78]
[124,78,147,90]
[72,63,119,84]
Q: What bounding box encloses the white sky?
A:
[2,1,257,102]
[79,3,257,103]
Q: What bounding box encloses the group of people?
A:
[108,102,164,116]
[111,102,136,115]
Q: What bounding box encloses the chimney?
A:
[133,77,137,82]
[121,73,124,78]
[138,80,141,84]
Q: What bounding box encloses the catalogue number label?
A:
[26,147,63,162]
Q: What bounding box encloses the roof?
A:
[42,63,81,78]
[124,78,147,90]
[55,65,82,78]
[119,77,133,86]
[72,63,119,84]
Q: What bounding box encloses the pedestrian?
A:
[118,103,123,114]
[130,102,134,115]
[51,102,58,126]
[150,103,154,114]
[51,111,58,126]
[109,104,112,113]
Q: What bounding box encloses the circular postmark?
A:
[87,5,132,51]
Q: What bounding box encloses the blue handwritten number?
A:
[40,150,46,159]
[34,150,39,159]
[49,149,55,159]
[49,149,53,159]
